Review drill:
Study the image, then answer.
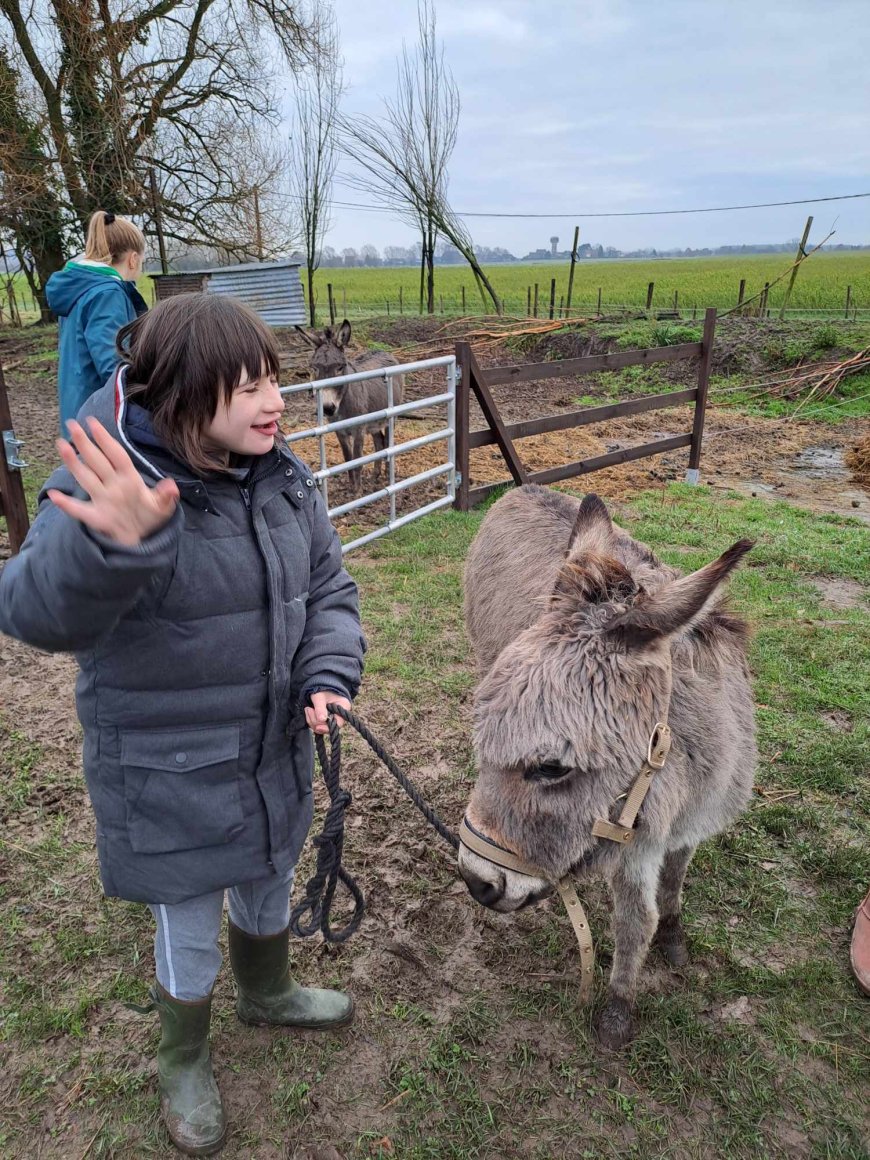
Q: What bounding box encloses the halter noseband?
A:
[458,722,672,1003]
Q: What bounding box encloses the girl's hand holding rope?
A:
[306,692,351,735]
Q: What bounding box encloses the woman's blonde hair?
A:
[84,210,146,265]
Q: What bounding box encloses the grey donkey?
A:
[310,319,405,493]
[458,484,757,1049]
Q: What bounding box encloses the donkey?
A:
[310,319,405,493]
[458,485,757,1049]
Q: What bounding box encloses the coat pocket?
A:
[121,725,244,855]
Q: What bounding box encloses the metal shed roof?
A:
[204,259,306,327]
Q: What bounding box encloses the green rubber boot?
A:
[152,984,227,1156]
[228,922,354,1030]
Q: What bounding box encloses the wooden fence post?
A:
[0,358,30,554]
[596,287,602,316]
[548,279,556,320]
[533,283,539,318]
[779,215,813,320]
[527,286,531,316]
[461,285,466,314]
[342,287,347,315]
[737,279,746,313]
[327,283,336,324]
[686,308,716,483]
[673,290,679,316]
[760,282,770,317]
[399,286,404,314]
[845,286,852,319]
[454,341,471,512]
[565,224,579,315]
[559,295,564,319]
[646,282,655,311]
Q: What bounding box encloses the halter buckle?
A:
[647,723,671,769]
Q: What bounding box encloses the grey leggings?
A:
[149,867,295,1001]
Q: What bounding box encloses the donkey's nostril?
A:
[323,404,335,417]
[462,868,504,908]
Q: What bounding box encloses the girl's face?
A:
[204,367,285,457]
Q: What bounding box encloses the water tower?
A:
[550,236,559,256]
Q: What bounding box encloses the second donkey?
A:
[310,319,404,494]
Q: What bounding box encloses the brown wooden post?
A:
[779,215,813,320]
[596,287,602,316]
[527,286,531,316]
[342,287,347,315]
[646,281,655,311]
[548,278,556,320]
[760,282,770,317]
[440,294,444,314]
[559,295,564,319]
[565,224,579,315]
[533,283,539,318]
[686,308,716,482]
[386,299,390,315]
[399,286,404,314]
[737,278,746,313]
[253,186,264,261]
[454,341,471,511]
[148,167,169,274]
[0,359,30,554]
[673,290,679,316]
[461,285,466,314]
[845,285,852,318]
[327,283,336,324]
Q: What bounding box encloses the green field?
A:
[308,251,870,320]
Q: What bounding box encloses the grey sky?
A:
[281,0,870,255]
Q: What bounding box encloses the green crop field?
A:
[6,250,869,325]
[309,251,870,320]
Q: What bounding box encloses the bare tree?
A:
[0,0,324,295]
[340,0,500,315]
[288,6,342,326]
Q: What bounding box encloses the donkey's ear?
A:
[567,493,613,558]
[337,319,352,348]
[602,539,754,648]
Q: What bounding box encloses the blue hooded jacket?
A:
[45,260,148,429]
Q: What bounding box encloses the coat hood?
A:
[45,261,126,317]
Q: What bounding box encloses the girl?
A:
[0,294,365,1156]
[46,209,149,429]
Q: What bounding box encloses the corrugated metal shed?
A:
[151,272,208,300]
[205,260,306,326]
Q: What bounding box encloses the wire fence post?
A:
[533,283,539,318]
[596,287,602,316]
[461,285,466,314]
[779,215,813,320]
[845,285,852,319]
[737,279,746,314]
[399,286,403,314]
[527,286,531,316]
[548,278,556,320]
[646,282,655,312]
[327,283,336,324]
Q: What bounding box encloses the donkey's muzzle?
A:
[322,403,336,417]
[460,865,505,908]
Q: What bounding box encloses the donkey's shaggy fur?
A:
[459,485,757,1048]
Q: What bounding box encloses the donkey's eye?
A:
[524,762,572,782]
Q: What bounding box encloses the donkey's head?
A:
[310,319,352,415]
[459,494,752,912]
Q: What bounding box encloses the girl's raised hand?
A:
[48,418,179,547]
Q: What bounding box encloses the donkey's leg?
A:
[653,844,695,968]
[371,429,387,484]
[336,431,354,491]
[350,429,364,494]
[597,849,663,1051]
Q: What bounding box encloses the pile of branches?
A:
[780,347,870,416]
[846,435,870,487]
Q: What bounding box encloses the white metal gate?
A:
[281,355,457,553]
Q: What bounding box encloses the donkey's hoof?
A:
[654,915,689,968]
[596,997,635,1051]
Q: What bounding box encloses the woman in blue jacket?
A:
[46,210,148,428]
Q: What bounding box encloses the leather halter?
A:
[458,722,672,1004]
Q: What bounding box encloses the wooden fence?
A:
[0,359,29,554]
[453,308,716,511]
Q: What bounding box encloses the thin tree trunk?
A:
[307,265,316,327]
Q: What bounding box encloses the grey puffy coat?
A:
[0,373,365,903]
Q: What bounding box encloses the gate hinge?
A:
[3,429,27,470]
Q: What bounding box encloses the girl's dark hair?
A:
[117,294,281,475]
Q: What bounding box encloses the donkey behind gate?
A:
[310,320,405,494]
[458,485,757,1049]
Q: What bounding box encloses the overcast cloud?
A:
[279,0,870,255]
